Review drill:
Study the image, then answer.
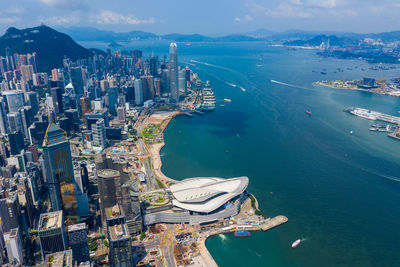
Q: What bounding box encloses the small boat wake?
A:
[270,79,313,91]
[218,234,227,241]
[238,85,246,92]
[226,82,237,87]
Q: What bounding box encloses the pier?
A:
[261,215,288,231]
[194,110,204,115]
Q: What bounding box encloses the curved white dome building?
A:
[143,177,249,226]
[170,177,249,213]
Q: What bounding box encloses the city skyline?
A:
[2,0,400,35]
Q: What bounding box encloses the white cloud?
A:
[234,14,254,23]
[5,6,26,14]
[93,10,155,25]
[38,0,88,11]
[0,17,20,24]
[234,17,241,22]
[266,3,313,18]
[38,15,80,25]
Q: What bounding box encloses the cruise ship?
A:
[345,107,377,120]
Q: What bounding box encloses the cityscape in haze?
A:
[0,1,399,267]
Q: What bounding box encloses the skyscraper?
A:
[70,67,84,96]
[169,43,179,102]
[3,91,24,113]
[97,169,122,224]
[51,87,64,114]
[80,96,91,126]
[4,228,23,266]
[68,223,90,264]
[134,79,143,105]
[38,211,68,260]
[106,205,132,267]
[0,97,8,135]
[92,118,107,149]
[26,91,39,116]
[43,121,77,216]
[108,87,118,116]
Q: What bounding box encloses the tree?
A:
[139,232,146,241]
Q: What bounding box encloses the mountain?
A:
[161,33,213,42]
[58,26,159,42]
[283,34,359,47]
[0,25,98,72]
[243,29,276,38]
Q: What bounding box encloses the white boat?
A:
[350,130,353,135]
[291,239,301,248]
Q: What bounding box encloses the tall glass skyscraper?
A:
[43,122,77,216]
[169,43,179,102]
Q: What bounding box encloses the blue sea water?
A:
[83,41,400,266]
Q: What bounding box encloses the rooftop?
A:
[45,250,73,267]
[109,223,129,241]
[39,211,63,231]
[67,223,86,232]
[106,204,123,220]
[97,169,120,178]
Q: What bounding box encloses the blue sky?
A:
[1,0,400,34]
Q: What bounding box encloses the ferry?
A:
[346,108,377,121]
[291,239,301,248]
[305,110,312,116]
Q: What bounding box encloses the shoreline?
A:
[146,110,221,265]
[315,81,400,97]
[145,109,285,266]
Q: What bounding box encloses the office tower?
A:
[134,79,143,105]
[154,77,161,97]
[51,68,59,81]
[5,47,14,71]
[169,42,179,102]
[121,182,142,235]
[80,163,89,193]
[70,67,84,96]
[44,250,73,266]
[93,99,104,111]
[0,195,21,233]
[64,109,80,131]
[7,113,23,134]
[51,87,64,114]
[4,228,23,265]
[38,211,68,260]
[20,107,32,139]
[100,79,109,93]
[179,69,187,96]
[43,121,77,215]
[108,87,118,116]
[8,131,24,155]
[92,119,107,149]
[85,109,109,131]
[68,223,90,264]
[117,107,126,122]
[0,97,8,135]
[26,91,39,116]
[106,205,132,267]
[3,90,24,113]
[149,55,158,77]
[80,97,91,126]
[97,169,122,224]
[141,75,154,100]
[20,65,34,81]
[161,69,170,94]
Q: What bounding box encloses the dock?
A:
[184,112,194,117]
[260,215,288,231]
[194,110,204,115]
